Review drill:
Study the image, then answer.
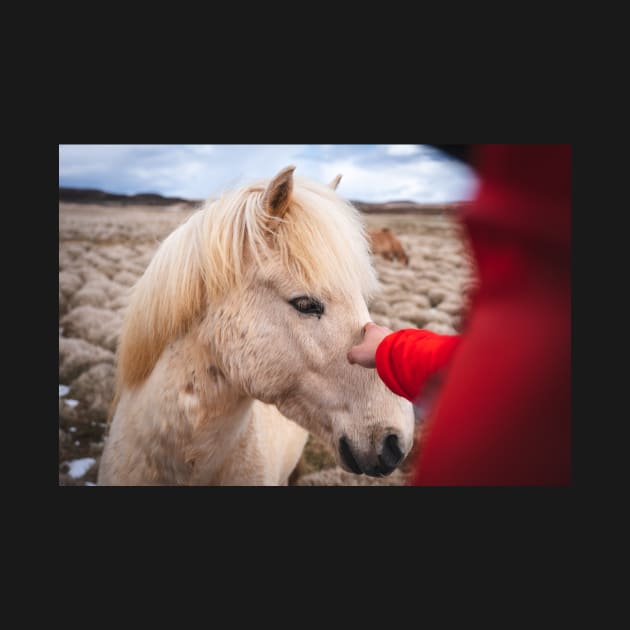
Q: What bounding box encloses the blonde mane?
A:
[115,175,378,392]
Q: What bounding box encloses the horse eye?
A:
[289,296,324,317]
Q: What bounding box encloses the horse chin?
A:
[271,397,335,445]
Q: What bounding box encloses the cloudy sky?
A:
[59,144,479,203]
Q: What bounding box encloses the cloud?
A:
[314,155,476,203]
[59,144,478,203]
[385,144,421,157]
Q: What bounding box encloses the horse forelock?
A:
[116,175,378,390]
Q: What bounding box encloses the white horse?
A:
[98,166,414,485]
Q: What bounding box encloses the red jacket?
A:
[375,329,460,402]
[374,144,571,486]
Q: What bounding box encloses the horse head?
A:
[199,166,415,476]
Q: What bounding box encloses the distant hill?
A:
[58,187,201,207]
[350,200,468,215]
[59,187,467,214]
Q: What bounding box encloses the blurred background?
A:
[59,144,479,485]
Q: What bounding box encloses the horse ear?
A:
[329,174,342,190]
[263,165,295,218]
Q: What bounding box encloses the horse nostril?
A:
[339,437,363,475]
[379,433,403,469]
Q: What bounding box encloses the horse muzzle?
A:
[338,433,405,477]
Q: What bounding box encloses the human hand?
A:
[347,322,393,368]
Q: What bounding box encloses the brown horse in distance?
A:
[368,228,409,265]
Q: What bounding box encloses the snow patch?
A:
[65,458,96,479]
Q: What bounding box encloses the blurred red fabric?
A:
[376,145,571,485]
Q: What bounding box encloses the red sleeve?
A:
[375,329,461,402]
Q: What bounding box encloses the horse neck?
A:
[165,323,252,423]
[120,323,253,483]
